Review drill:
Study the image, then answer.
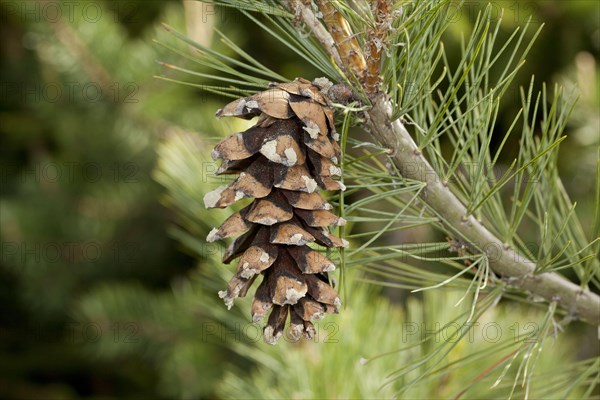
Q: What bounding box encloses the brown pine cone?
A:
[205,77,348,344]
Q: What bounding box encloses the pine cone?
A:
[205,77,348,344]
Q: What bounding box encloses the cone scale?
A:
[205,78,349,344]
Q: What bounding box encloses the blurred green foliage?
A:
[0,0,598,398]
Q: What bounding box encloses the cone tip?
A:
[204,186,226,208]
[263,326,281,345]
[206,228,220,242]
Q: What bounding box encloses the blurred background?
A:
[0,0,598,398]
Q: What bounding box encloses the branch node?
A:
[551,295,561,302]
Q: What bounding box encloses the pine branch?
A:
[286,0,344,68]
[364,0,392,94]
[287,1,600,326]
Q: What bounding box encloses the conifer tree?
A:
[72,1,599,398]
